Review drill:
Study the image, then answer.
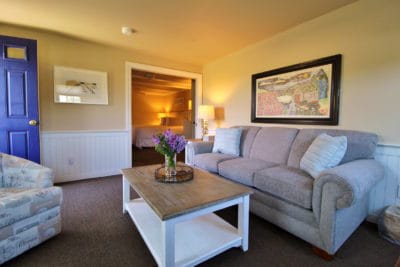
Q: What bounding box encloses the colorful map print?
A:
[256,64,332,118]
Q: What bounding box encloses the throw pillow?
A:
[300,133,347,178]
[212,128,243,156]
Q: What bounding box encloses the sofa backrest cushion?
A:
[287,129,378,168]
[249,127,299,164]
[233,126,261,158]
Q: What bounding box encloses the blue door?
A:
[0,35,40,163]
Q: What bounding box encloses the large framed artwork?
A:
[251,54,342,125]
[54,66,108,105]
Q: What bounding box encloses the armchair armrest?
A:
[312,159,384,218]
[1,153,54,188]
[185,141,214,165]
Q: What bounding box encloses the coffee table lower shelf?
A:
[125,198,242,267]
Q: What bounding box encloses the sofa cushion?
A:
[194,153,237,173]
[0,187,62,228]
[287,129,378,168]
[212,128,243,156]
[253,166,314,209]
[232,126,261,158]
[300,133,347,178]
[218,158,277,186]
[249,127,299,164]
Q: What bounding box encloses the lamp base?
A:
[202,119,209,137]
[202,134,215,142]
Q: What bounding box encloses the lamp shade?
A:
[198,105,215,120]
[157,112,166,118]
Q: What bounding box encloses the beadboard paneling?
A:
[368,144,400,221]
[41,131,131,183]
[40,131,400,218]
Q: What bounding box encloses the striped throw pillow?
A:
[300,133,347,178]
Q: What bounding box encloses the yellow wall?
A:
[203,0,400,144]
[132,90,191,126]
[0,24,201,131]
[132,93,165,126]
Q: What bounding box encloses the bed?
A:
[133,125,184,148]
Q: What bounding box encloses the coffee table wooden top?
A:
[121,164,252,220]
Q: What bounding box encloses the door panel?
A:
[0,35,40,163]
[9,131,29,159]
[7,69,28,117]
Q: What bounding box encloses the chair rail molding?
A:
[41,130,131,183]
[369,144,400,221]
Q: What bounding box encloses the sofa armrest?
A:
[312,159,384,218]
[1,153,54,188]
[185,141,214,165]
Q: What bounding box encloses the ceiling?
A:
[1,0,357,67]
[132,70,192,96]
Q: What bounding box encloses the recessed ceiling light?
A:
[121,26,134,36]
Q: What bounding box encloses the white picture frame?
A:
[54,66,108,105]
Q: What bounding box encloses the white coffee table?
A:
[122,165,251,267]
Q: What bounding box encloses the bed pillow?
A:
[300,133,347,178]
[212,128,243,156]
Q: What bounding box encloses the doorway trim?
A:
[125,61,203,145]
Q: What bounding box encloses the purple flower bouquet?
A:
[152,129,187,177]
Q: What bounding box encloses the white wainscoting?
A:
[368,144,400,221]
[40,131,400,218]
[41,130,131,183]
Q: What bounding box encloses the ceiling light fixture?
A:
[121,26,134,36]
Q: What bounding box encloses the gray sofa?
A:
[186,126,384,256]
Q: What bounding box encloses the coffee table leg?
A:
[238,195,250,251]
[161,220,175,267]
[122,176,130,213]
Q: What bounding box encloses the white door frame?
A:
[125,61,202,151]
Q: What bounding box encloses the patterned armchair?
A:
[0,153,62,264]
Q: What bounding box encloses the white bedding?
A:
[133,125,184,148]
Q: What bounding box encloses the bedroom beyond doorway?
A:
[131,69,194,166]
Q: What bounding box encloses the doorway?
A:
[125,62,202,166]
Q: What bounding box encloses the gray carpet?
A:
[4,175,399,267]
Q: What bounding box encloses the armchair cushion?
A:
[0,187,62,228]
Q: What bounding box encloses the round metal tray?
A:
[154,164,194,183]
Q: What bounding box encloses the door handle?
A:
[29,120,38,126]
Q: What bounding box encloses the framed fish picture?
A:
[54,66,108,105]
[251,54,341,125]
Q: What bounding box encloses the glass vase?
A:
[164,154,177,178]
